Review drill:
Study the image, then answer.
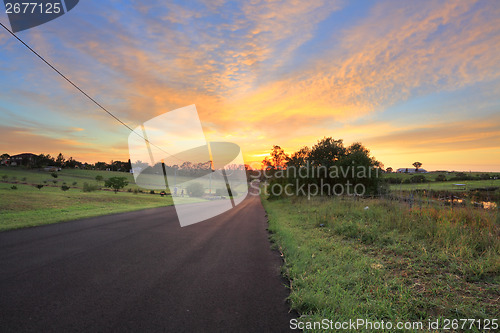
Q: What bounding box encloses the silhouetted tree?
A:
[55,153,65,167]
[262,145,288,170]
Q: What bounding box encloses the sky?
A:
[0,0,499,171]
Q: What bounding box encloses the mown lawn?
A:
[0,182,173,231]
[263,195,499,332]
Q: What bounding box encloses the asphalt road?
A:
[0,192,296,332]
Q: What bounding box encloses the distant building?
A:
[8,153,38,167]
[396,167,428,173]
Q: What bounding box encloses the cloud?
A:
[364,114,500,153]
[1,0,499,170]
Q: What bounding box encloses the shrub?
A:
[478,173,490,180]
[83,182,99,192]
[1,175,7,180]
[384,177,403,184]
[36,184,44,190]
[133,188,139,194]
[435,174,447,182]
[52,180,58,184]
[11,185,17,190]
[186,182,204,197]
[72,181,77,186]
[51,172,58,178]
[127,188,133,192]
[404,175,428,183]
[450,172,473,181]
[150,190,155,194]
[21,177,27,181]
[61,185,70,191]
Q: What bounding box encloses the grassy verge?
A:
[262,195,499,332]
[0,183,173,231]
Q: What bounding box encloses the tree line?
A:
[0,152,132,172]
[260,137,384,197]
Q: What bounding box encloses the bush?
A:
[450,172,473,181]
[35,184,44,190]
[83,182,99,192]
[51,172,58,178]
[384,177,403,184]
[104,177,129,193]
[72,181,77,186]
[1,175,7,180]
[186,182,204,197]
[478,173,490,180]
[435,174,447,182]
[128,188,133,192]
[52,180,58,184]
[21,177,27,182]
[11,185,17,190]
[404,175,428,184]
[61,185,70,191]
[150,190,155,194]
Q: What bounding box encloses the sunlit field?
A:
[263,193,499,332]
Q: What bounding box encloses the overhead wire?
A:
[0,21,181,162]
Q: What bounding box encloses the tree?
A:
[56,153,65,167]
[104,177,129,193]
[336,142,382,193]
[95,162,108,170]
[0,153,10,160]
[34,154,55,168]
[412,162,422,172]
[386,167,393,173]
[287,146,310,169]
[262,145,288,170]
[309,137,346,168]
[65,157,79,168]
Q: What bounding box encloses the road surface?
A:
[0,192,296,332]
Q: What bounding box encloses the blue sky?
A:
[0,0,499,171]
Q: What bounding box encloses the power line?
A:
[0,21,179,161]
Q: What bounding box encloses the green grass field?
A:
[0,167,248,231]
[263,195,499,332]
[389,179,500,191]
[383,171,500,192]
[0,182,174,231]
[0,167,247,193]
